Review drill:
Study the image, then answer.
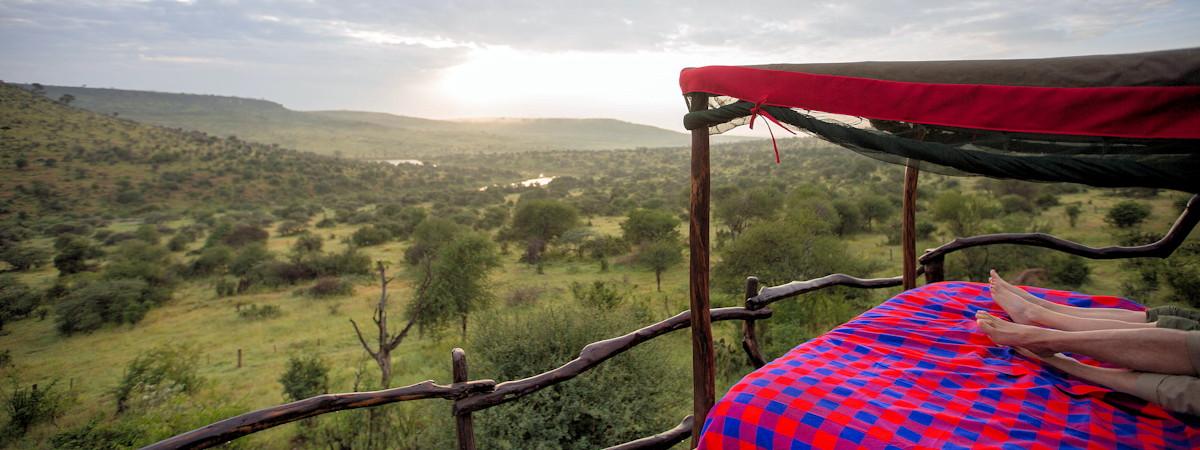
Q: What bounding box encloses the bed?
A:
[698,282,1200,449]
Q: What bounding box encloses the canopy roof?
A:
[680,48,1200,192]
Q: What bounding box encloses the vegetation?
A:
[1,79,1195,449]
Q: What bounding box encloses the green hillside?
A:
[29,85,749,158]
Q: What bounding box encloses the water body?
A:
[375,159,425,166]
[479,174,556,191]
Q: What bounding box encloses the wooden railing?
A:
[146,307,772,450]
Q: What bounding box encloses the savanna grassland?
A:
[1,82,1197,449]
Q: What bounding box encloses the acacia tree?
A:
[510,199,578,264]
[715,187,780,239]
[419,232,500,338]
[620,208,679,245]
[637,240,682,292]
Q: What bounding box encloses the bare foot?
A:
[988,276,1041,325]
[990,269,1050,306]
[976,311,1058,356]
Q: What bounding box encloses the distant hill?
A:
[28,85,752,157]
[0,83,483,217]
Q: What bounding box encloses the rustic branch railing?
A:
[149,306,770,449]
[144,380,496,450]
[745,269,925,311]
[454,306,772,414]
[920,194,1199,283]
[603,415,694,450]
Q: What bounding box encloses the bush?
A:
[351,225,391,247]
[214,277,238,297]
[1048,256,1090,289]
[471,303,680,449]
[187,245,233,276]
[0,244,49,271]
[277,220,307,237]
[279,355,328,402]
[1106,201,1151,229]
[55,279,168,335]
[569,281,624,309]
[304,277,353,298]
[113,345,201,413]
[0,276,39,332]
[3,380,69,439]
[229,244,273,277]
[218,224,269,247]
[237,304,282,321]
[53,236,103,275]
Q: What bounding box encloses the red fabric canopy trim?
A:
[680,66,1200,140]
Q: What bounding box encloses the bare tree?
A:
[350,261,425,388]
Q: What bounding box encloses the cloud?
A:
[0,0,1196,131]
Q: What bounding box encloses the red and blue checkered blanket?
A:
[699,282,1200,449]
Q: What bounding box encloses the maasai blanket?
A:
[699,282,1200,449]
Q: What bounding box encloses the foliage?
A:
[187,245,233,276]
[715,218,863,295]
[636,240,682,292]
[103,240,175,287]
[351,225,392,247]
[932,191,997,236]
[1105,201,1151,229]
[471,302,681,449]
[1064,204,1082,228]
[278,354,329,402]
[569,281,625,310]
[412,232,500,336]
[291,232,324,255]
[0,275,39,332]
[53,236,103,275]
[715,186,781,238]
[620,208,680,245]
[304,277,354,298]
[113,345,201,413]
[403,217,464,266]
[1047,256,1090,289]
[55,279,169,335]
[214,223,269,248]
[0,243,49,271]
[510,199,579,262]
[237,303,282,321]
[3,379,69,441]
[1162,242,1200,307]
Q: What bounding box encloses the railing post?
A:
[924,254,945,284]
[452,348,476,450]
[687,92,714,448]
[742,276,766,368]
[901,165,920,290]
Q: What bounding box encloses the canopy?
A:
[680,48,1200,192]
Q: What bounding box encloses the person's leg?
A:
[989,280,1155,331]
[1016,347,1200,416]
[976,311,1196,375]
[990,270,1147,323]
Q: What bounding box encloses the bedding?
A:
[698,282,1200,449]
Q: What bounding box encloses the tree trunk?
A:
[460,314,468,340]
[656,270,662,292]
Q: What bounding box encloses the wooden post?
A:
[925,255,945,284]
[237,349,242,369]
[687,92,714,448]
[741,277,766,368]
[901,165,920,290]
[451,348,476,450]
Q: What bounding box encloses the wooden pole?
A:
[237,349,242,369]
[687,92,714,448]
[451,348,476,450]
[901,165,920,290]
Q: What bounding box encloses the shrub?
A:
[187,245,233,276]
[1048,256,1090,289]
[3,380,69,439]
[55,279,168,335]
[1105,201,1151,229]
[351,225,391,247]
[277,220,307,237]
[570,281,624,310]
[237,304,282,321]
[219,224,269,247]
[279,355,328,402]
[304,277,353,298]
[214,277,238,297]
[0,275,39,332]
[0,244,49,271]
[113,345,201,413]
[471,303,679,449]
[228,244,273,277]
[53,236,103,275]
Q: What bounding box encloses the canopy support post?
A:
[688,92,714,448]
[902,165,920,290]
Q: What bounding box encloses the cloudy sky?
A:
[1,0,1198,132]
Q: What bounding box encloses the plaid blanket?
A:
[698,282,1200,449]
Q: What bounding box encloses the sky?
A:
[1,0,1198,133]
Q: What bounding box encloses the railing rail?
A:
[148,306,771,449]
